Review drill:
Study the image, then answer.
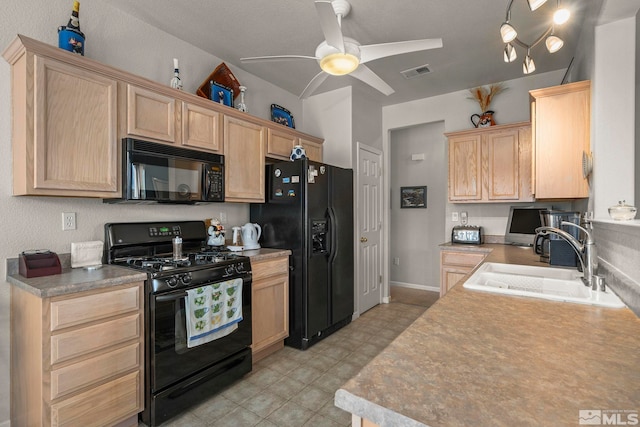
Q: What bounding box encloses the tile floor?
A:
[146,289,438,427]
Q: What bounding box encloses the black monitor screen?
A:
[509,209,543,234]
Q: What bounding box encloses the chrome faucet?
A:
[535,221,604,291]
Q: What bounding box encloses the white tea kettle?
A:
[241,223,261,250]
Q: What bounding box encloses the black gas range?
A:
[104,221,252,427]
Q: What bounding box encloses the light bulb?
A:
[545,35,564,53]
[553,7,570,25]
[503,43,517,62]
[523,54,536,74]
[319,53,360,76]
[527,0,548,11]
[500,22,517,43]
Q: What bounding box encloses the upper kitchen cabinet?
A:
[224,114,266,202]
[123,84,177,144]
[530,81,590,199]
[266,126,324,162]
[446,122,533,203]
[3,35,120,197]
[182,101,223,153]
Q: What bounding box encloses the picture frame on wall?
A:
[400,186,427,208]
[210,81,234,107]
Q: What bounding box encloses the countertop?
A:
[6,248,291,299]
[335,243,640,426]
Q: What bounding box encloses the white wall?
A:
[389,122,446,290]
[303,86,353,168]
[592,17,636,218]
[0,1,308,423]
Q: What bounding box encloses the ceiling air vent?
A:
[401,64,431,79]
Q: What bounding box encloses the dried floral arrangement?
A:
[468,83,506,112]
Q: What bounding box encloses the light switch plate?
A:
[71,241,104,268]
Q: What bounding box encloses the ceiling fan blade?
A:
[315,1,345,52]
[299,71,329,99]
[350,65,394,96]
[240,55,318,63]
[360,38,443,64]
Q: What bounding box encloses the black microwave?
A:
[106,138,224,204]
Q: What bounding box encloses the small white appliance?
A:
[241,223,261,250]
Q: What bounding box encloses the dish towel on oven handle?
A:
[185,278,243,348]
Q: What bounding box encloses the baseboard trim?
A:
[390,281,439,293]
[0,419,10,427]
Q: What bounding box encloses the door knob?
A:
[360,237,368,243]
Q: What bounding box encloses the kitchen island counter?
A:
[335,244,640,426]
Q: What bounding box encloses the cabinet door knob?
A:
[360,237,368,243]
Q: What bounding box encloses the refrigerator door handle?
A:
[327,207,338,263]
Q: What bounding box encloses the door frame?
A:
[354,141,384,318]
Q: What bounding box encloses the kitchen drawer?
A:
[50,285,141,331]
[50,370,141,427]
[50,342,140,400]
[51,313,140,365]
[251,257,289,281]
[441,251,486,267]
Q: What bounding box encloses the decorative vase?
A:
[236,86,247,112]
[470,110,496,128]
[290,145,306,161]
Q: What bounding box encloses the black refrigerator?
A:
[250,159,354,350]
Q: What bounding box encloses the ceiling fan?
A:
[240,0,443,98]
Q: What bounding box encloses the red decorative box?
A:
[18,251,62,278]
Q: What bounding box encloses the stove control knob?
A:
[225,265,235,276]
[181,272,192,284]
[235,263,245,273]
[166,276,179,288]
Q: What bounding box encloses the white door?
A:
[356,142,383,315]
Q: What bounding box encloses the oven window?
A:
[151,278,252,392]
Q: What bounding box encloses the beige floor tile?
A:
[268,375,307,400]
[266,401,314,427]
[304,353,340,372]
[221,379,263,404]
[239,392,287,418]
[245,366,282,388]
[312,371,348,394]
[155,410,210,427]
[210,406,262,427]
[318,400,352,425]
[287,364,323,384]
[191,394,239,421]
[290,384,333,411]
[303,413,345,427]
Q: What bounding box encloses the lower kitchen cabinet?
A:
[10,281,144,427]
[439,249,487,296]
[251,255,289,363]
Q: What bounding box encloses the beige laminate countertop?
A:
[6,248,291,298]
[335,243,640,427]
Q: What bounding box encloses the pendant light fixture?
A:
[500,0,570,74]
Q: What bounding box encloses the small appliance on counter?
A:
[19,250,61,278]
[534,210,580,266]
[227,226,244,251]
[241,223,261,250]
[451,225,483,245]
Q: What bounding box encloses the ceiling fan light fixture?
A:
[320,52,360,75]
[545,35,564,53]
[527,0,548,11]
[504,43,517,62]
[500,22,517,43]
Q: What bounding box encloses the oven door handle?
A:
[156,292,188,302]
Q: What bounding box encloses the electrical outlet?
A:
[219,212,227,223]
[461,211,468,225]
[452,212,459,222]
[62,212,76,230]
[393,257,400,266]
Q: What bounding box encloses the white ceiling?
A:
[103,0,605,106]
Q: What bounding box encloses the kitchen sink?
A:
[463,263,626,308]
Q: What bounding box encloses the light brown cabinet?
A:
[446,122,533,203]
[251,255,290,363]
[266,127,324,162]
[530,80,590,199]
[124,84,177,144]
[182,101,223,152]
[10,281,144,427]
[224,115,266,202]
[439,249,487,296]
[3,36,120,197]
